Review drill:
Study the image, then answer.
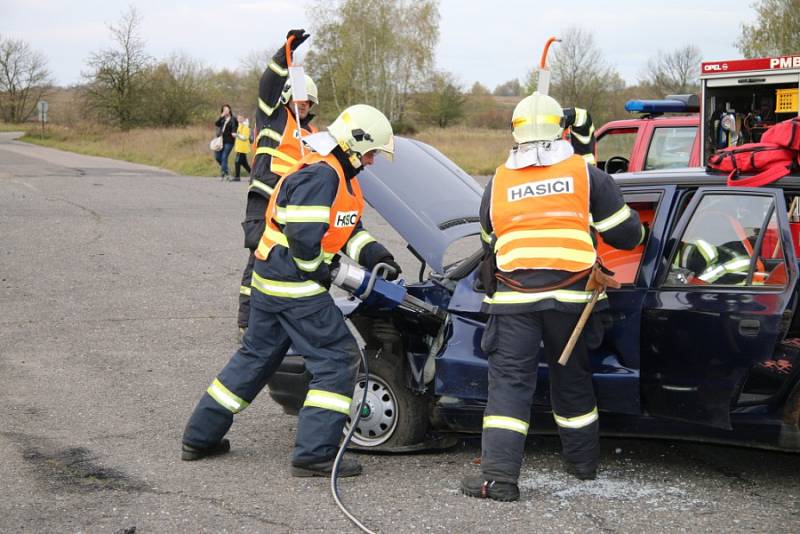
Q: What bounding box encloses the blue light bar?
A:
[625,99,691,113]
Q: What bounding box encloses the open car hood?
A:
[358,137,483,273]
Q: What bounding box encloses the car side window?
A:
[644,126,697,170]
[596,194,659,285]
[596,127,637,174]
[665,194,787,287]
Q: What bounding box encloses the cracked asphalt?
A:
[1,132,799,533]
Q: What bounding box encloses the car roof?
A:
[599,115,698,129]
[614,167,800,188]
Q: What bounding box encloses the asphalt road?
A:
[1,133,799,533]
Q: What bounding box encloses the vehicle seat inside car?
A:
[596,204,654,284]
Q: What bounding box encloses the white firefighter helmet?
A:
[327,104,394,168]
[280,74,319,106]
[511,92,564,144]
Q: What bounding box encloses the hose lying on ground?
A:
[331,322,377,534]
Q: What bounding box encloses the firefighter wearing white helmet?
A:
[460,92,645,501]
[182,103,402,478]
[236,29,320,340]
[281,74,319,107]
[325,104,395,167]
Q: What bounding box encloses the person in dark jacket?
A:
[181,104,400,478]
[237,29,319,339]
[214,104,238,181]
[460,92,645,502]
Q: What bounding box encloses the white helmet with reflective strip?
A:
[511,92,564,144]
[327,104,394,168]
[280,74,319,106]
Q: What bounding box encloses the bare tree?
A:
[83,6,153,129]
[640,45,701,95]
[238,49,273,78]
[738,0,800,58]
[547,28,621,116]
[305,0,439,123]
[235,48,275,117]
[0,35,52,123]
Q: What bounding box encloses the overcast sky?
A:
[1,0,758,89]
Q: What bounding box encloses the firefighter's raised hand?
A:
[286,29,310,50]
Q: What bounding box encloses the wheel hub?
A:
[345,373,398,447]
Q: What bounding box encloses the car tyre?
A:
[345,350,429,449]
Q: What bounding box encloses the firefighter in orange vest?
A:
[238,29,320,338]
[461,93,645,501]
[182,105,401,477]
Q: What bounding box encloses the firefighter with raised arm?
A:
[182,105,402,478]
[562,107,596,165]
[238,29,320,339]
[461,93,644,501]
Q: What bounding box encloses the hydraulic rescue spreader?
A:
[332,262,445,319]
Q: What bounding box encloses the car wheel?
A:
[344,351,429,449]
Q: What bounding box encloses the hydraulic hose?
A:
[331,321,377,534]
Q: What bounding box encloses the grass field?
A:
[0,122,30,132]
[3,122,511,177]
[17,123,221,176]
[414,126,511,175]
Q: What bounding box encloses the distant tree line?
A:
[1,0,797,130]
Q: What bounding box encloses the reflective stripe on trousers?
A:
[303,389,352,415]
[182,292,359,464]
[483,415,529,435]
[480,310,600,482]
[553,407,598,429]
[207,378,250,413]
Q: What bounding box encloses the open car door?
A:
[641,186,798,429]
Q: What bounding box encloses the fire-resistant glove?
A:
[561,107,577,129]
[286,29,310,50]
[305,262,332,290]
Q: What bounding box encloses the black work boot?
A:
[565,463,597,481]
[181,439,231,461]
[291,457,362,478]
[460,475,520,502]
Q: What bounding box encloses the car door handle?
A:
[738,319,761,337]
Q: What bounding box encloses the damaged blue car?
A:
[267,137,800,453]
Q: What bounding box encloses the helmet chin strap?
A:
[337,140,362,169]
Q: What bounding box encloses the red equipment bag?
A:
[761,116,800,150]
[708,117,800,187]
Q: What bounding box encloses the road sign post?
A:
[37,100,48,138]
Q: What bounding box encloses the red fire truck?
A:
[595,54,800,173]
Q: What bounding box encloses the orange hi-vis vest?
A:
[255,111,318,176]
[255,152,365,263]
[490,155,595,273]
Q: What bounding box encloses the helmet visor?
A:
[370,135,394,161]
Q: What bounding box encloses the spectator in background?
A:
[215,104,238,181]
[232,114,252,182]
